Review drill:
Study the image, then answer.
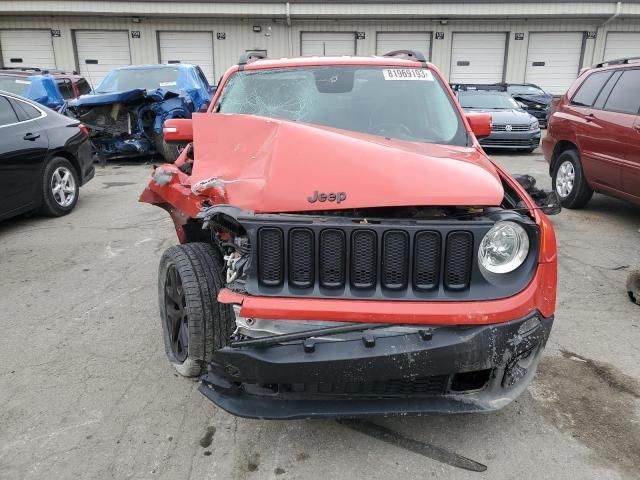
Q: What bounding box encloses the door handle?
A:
[585,113,596,123]
[23,133,40,141]
[634,124,640,133]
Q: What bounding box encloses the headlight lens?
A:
[478,221,530,273]
[530,120,539,130]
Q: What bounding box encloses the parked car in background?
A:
[455,87,541,152]
[543,57,640,208]
[0,68,91,111]
[140,51,558,419]
[65,64,215,162]
[0,91,94,221]
[506,83,553,128]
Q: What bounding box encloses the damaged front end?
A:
[66,88,194,163]
[195,205,555,419]
[141,113,558,419]
[201,313,553,419]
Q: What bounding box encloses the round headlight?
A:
[478,221,530,274]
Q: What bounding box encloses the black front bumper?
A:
[200,313,554,419]
[479,131,541,150]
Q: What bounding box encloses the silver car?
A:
[457,90,541,153]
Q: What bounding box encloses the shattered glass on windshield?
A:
[215,66,467,146]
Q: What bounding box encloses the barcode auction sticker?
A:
[382,69,434,81]
[15,79,31,85]
[159,81,177,87]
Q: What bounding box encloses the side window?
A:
[603,69,640,115]
[0,96,19,126]
[56,79,74,99]
[10,98,42,121]
[196,67,210,88]
[77,78,92,95]
[592,71,622,110]
[570,71,612,107]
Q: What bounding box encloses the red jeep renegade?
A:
[543,57,640,208]
[141,51,558,419]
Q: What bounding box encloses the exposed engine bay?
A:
[65,88,194,163]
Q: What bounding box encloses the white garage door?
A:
[450,33,506,83]
[159,31,214,83]
[376,32,431,59]
[75,30,131,85]
[0,30,56,69]
[301,32,356,56]
[604,32,640,62]
[525,32,583,95]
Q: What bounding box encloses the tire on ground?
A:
[154,133,181,164]
[39,157,80,217]
[552,149,593,209]
[158,242,235,377]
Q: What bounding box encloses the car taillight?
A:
[79,124,90,137]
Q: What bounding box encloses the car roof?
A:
[0,69,83,79]
[240,55,433,70]
[0,89,36,102]
[581,56,640,76]
[507,83,542,88]
[109,64,196,72]
[0,70,35,77]
[458,90,510,96]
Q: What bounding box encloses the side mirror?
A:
[466,112,492,139]
[198,101,210,113]
[163,118,193,143]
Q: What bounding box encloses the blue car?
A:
[0,70,67,111]
[66,64,215,162]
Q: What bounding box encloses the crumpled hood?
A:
[512,93,553,106]
[68,88,180,107]
[190,114,504,213]
[68,88,146,107]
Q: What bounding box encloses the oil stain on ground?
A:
[199,426,216,448]
[531,350,640,478]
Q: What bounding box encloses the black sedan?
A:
[0,91,93,221]
[506,84,554,128]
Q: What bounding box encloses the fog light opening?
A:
[451,369,492,392]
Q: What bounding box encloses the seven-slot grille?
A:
[257,227,474,293]
[491,123,531,132]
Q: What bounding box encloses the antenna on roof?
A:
[83,59,98,91]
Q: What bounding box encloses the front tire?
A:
[158,243,235,377]
[40,157,79,217]
[552,149,593,209]
[154,134,182,164]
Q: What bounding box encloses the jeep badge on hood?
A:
[307,191,347,204]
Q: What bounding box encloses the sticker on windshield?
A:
[382,69,434,81]
[159,81,177,87]
[15,79,31,85]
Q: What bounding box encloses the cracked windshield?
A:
[215,66,466,145]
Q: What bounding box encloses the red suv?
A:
[543,57,640,208]
[140,51,557,419]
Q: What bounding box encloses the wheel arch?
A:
[47,150,82,185]
[549,140,578,176]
